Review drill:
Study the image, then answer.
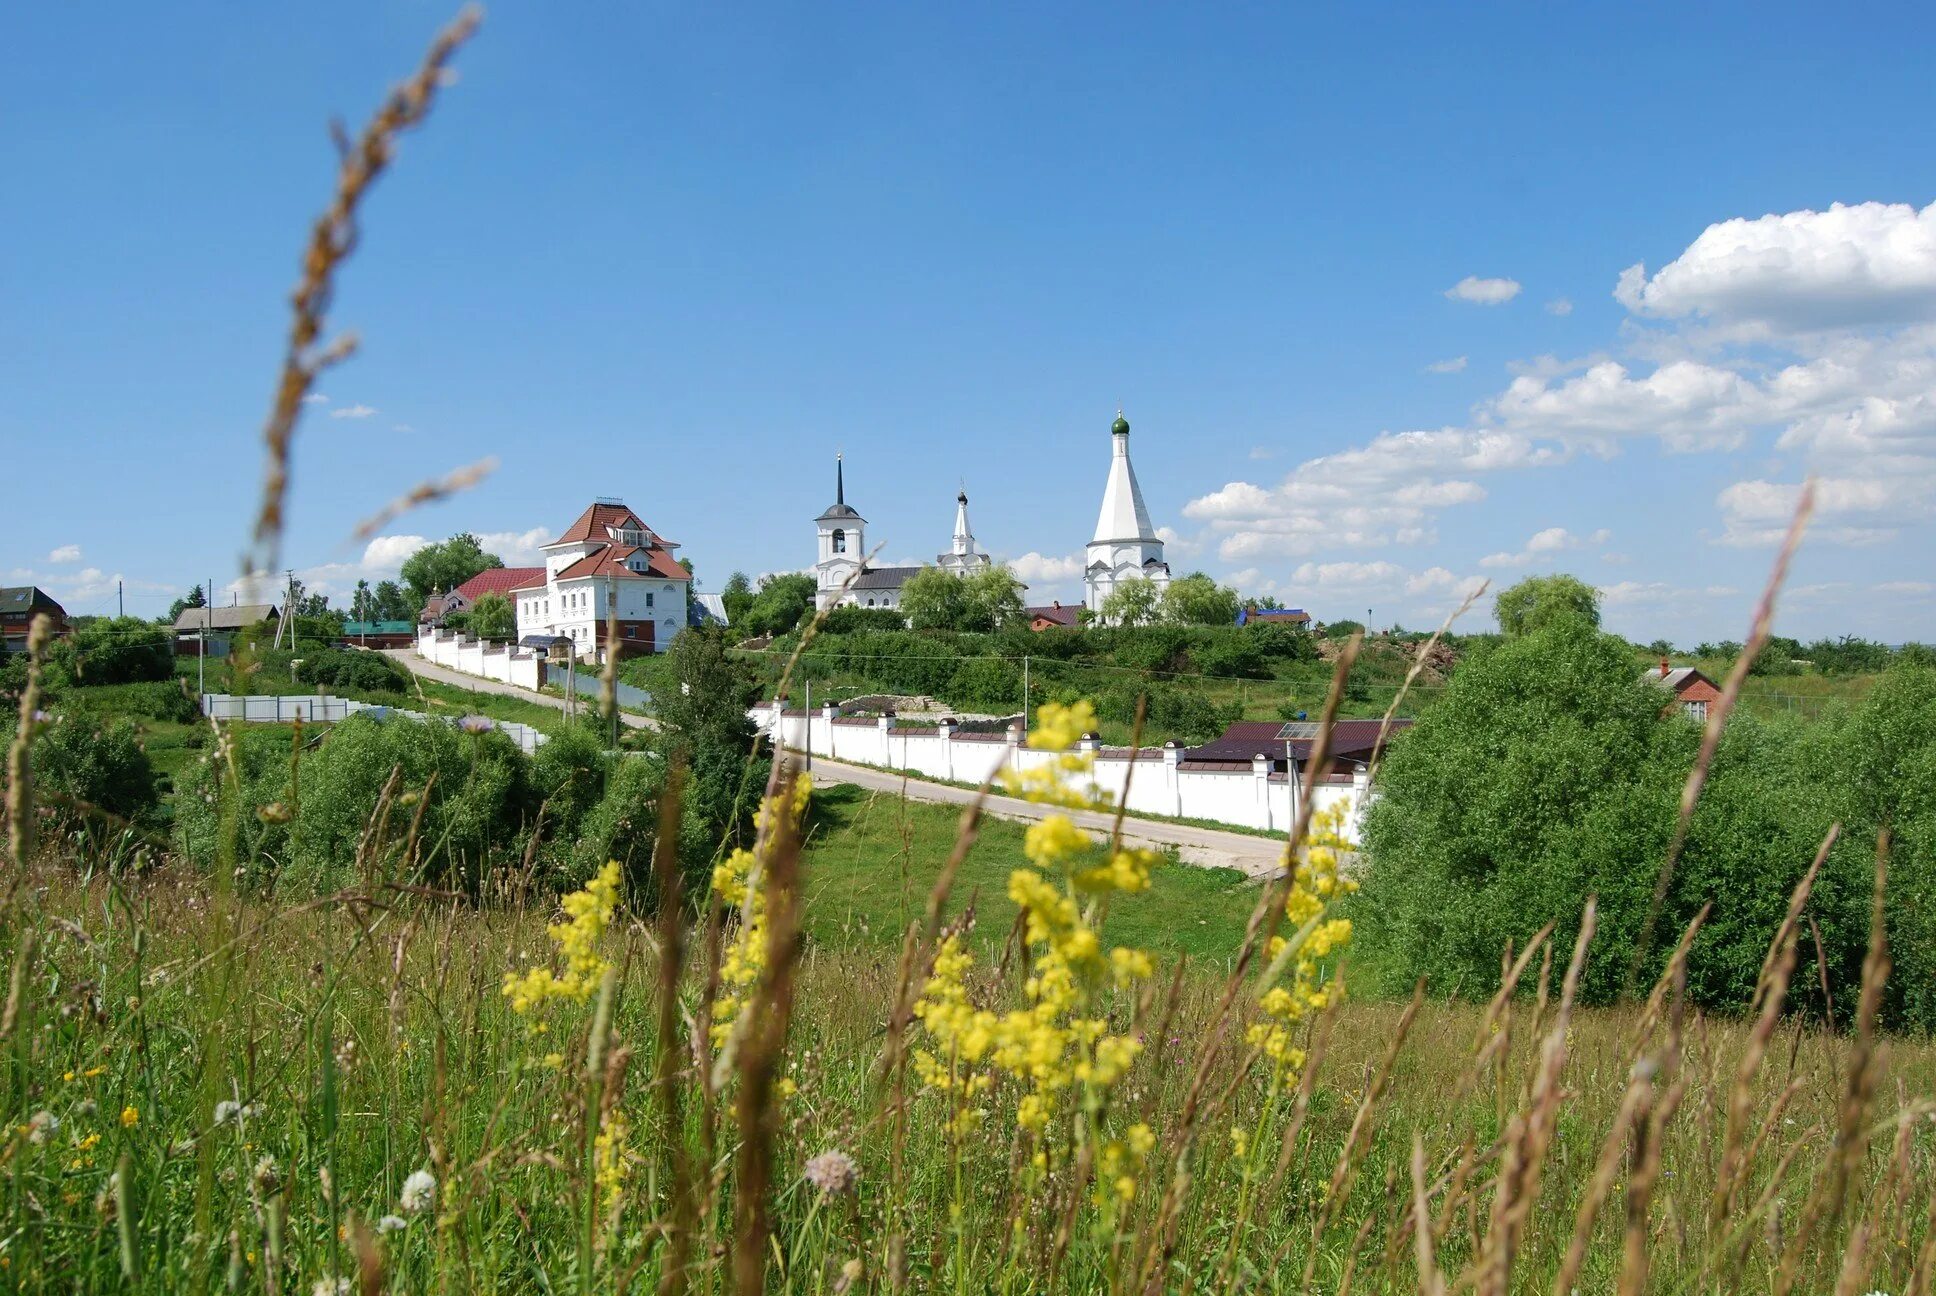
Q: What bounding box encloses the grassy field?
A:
[800,782,1259,959]
[3,833,1929,1294]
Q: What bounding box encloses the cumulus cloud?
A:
[475,526,553,566]
[1445,275,1522,306]
[1248,446,1276,460]
[47,545,81,563]
[1424,355,1468,374]
[302,393,329,405]
[1008,552,1084,585]
[1616,200,1936,335]
[1546,297,1574,316]
[1478,526,1612,569]
[330,403,378,420]
[1184,428,1519,562]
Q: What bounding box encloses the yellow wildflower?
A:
[501,861,622,1014]
[119,1106,139,1128]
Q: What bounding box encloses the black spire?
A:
[837,452,845,508]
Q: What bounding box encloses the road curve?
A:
[381,649,654,730]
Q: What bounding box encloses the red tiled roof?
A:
[452,567,545,602]
[1027,603,1081,627]
[552,501,651,546]
[553,544,688,582]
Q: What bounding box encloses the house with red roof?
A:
[1645,661,1721,721]
[420,566,546,626]
[511,499,690,661]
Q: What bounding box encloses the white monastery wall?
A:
[753,703,1371,842]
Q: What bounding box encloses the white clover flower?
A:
[213,1100,240,1126]
[804,1150,859,1195]
[27,1110,59,1145]
[312,1279,350,1296]
[377,1214,407,1234]
[400,1169,436,1214]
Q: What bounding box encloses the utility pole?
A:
[117,579,123,618]
[1023,655,1030,726]
[803,677,811,772]
[199,577,211,702]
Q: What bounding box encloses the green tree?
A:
[1162,572,1240,627]
[350,580,376,623]
[959,566,1026,632]
[740,572,817,637]
[900,567,967,631]
[1100,577,1162,627]
[650,626,768,899]
[1350,615,1884,1018]
[1321,619,1364,639]
[400,533,505,607]
[167,584,207,622]
[721,571,754,627]
[1493,573,1600,637]
[373,579,416,622]
[469,591,515,641]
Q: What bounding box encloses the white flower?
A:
[804,1150,859,1195]
[312,1279,350,1296]
[26,1111,59,1145]
[400,1169,436,1214]
[377,1214,407,1234]
[213,1101,240,1126]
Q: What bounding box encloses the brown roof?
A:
[1027,603,1081,628]
[453,567,545,602]
[553,544,687,582]
[552,501,653,546]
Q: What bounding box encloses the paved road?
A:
[383,649,654,730]
[383,651,1283,874]
[796,753,1288,878]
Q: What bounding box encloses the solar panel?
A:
[1277,722,1322,740]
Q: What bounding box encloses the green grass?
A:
[799,782,1259,959]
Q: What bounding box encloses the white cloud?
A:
[303,393,329,405]
[393,423,416,434]
[1546,298,1574,316]
[1184,428,1514,561]
[1478,526,1612,569]
[475,527,553,566]
[1599,580,1739,607]
[1248,446,1276,461]
[1424,356,1468,374]
[1008,551,1083,585]
[47,545,81,563]
[1616,200,1936,335]
[1445,275,1522,306]
[1289,559,1407,590]
[330,403,377,420]
[1874,579,1934,596]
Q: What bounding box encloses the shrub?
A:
[1188,634,1268,680]
[294,648,412,695]
[948,656,1022,710]
[56,617,175,685]
[65,680,200,725]
[175,713,532,893]
[821,605,908,635]
[34,713,161,826]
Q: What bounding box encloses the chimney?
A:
[1659,658,1670,678]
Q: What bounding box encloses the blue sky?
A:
[5,2,1934,642]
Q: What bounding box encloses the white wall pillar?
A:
[1163,741,1183,817]
[1252,753,1273,831]
[938,718,958,781]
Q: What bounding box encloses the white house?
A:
[1084,412,1171,616]
[512,499,690,660]
[814,455,992,611]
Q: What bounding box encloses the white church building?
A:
[1084,412,1170,615]
[814,456,992,611]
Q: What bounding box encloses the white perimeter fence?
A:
[200,693,548,754]
[750,702,1371,841]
